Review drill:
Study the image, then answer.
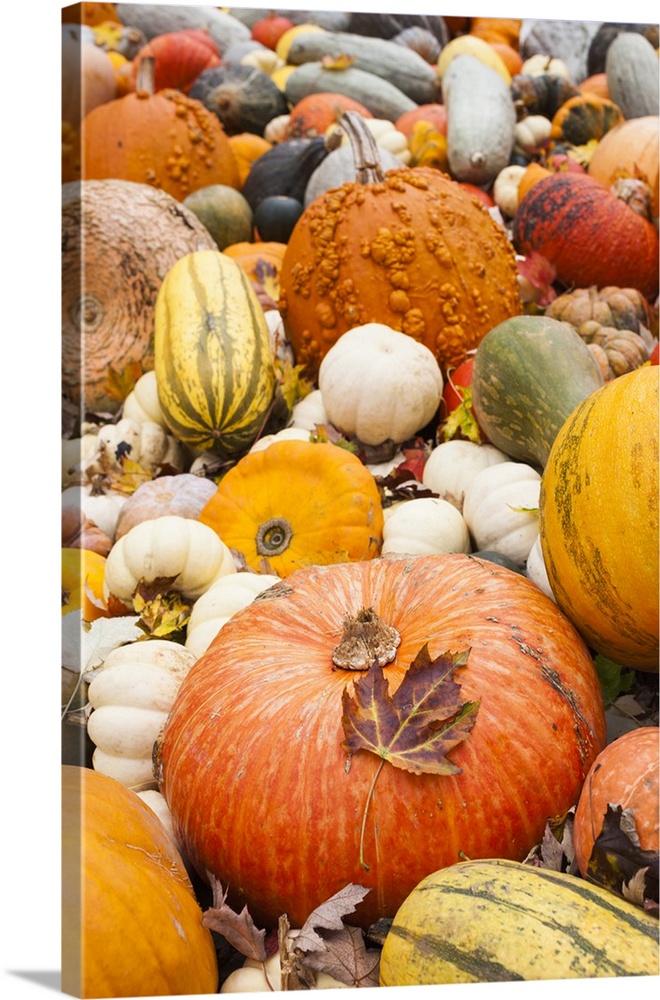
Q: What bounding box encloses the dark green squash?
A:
[189,64,289,137]
[471,315,604,469]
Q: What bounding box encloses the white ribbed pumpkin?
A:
[381,497,471,557]
[186,571,280,658]
[422,440,510,511]
[462,462,541,564]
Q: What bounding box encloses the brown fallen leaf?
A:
[585,804,659,912]
[202,874,268,963]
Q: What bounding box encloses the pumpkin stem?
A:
[256,517,294,557]
[136,54,156,97]
[339,111,386,186]
[332,607,401,671]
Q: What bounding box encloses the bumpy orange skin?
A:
[278,166,522,380]
[573,727,660,879]
[62,766,218,998]
[514,172,659,301]
[198,439,383,577]
[158,553,606,930]
[539,365,659,671]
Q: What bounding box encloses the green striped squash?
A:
[471,315,604,468]
[379,858,660,985]
[154,250,276,455]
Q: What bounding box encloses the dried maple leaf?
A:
[442,386,483,444]
[294,884,371,953]
[299,924,381,988]
[105,455,153,495]
[320,52,356,70]
[132,577,192,637]
[585,804,659,911]
[105,360,144,402]
[202,874,268,963]
[274,357,313,415]
[342,644,479,868]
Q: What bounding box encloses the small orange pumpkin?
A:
[278,112,522,380]
[62,765,218,997]
[573,727,659,881]
[198,439,384,577]
[285,92,373,139]
[82,56,239,201]
[588,115,659,220]
[227,132,273,189]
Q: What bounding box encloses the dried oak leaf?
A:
[341,644,479,775]
[202,874,268,963]
[586,804,659,912]
[280,884,380,989]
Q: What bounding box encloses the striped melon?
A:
[154,250,277,455]
[379,858,660,985]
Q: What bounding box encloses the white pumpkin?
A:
[327,117,410,163]
[422,439,510,511]
[121,370,168,427]
[289,388,328,432]
[249,427,311,453]
[136,788,177,842]
[103,514,236,606]
[520,53,571,79]
[62,482,127,541]
[462,461,541,564]
[86,639,196,786]
[221,943,350,993]
[62,432,102,486]
[514,114,552,155]
[526,533,555,601]
[381,497,471,557]
[186,571,280,658]
[79,417,187,481]
[492,164,528,217]
[318,323,443,446]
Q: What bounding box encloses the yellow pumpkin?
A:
[62,548,109,621]
[539,365,659,671]
[62,765,218,997]
[198,439,383,577]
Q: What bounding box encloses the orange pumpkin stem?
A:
[332,607,401,671]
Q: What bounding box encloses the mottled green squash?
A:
[471,315,604,468]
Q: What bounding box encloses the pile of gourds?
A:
[61,5,659,997]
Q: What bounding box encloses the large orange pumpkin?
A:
[62,765,218,997]
[572,726,659,882]
[157,553,606,930]
[539,365,659,671]
[278,111,522,380]
[198,439,384,577]
[588,115,659,220]
[81,56,239,201]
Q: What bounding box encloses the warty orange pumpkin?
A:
[198,439,384,577]
[277,111,522,380]
[539,365,659,671]
[62,765,218,997]
[81,56,239,201]
[156,552,606,930]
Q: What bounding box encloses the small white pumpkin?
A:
[318,323,443,446]
[289,388,328,432]
[221,942,350,993]
[136,788,176,841]
[327,117,410,163]
[249,427,311,453]
[62,482,127,541]
[103,514,236,606]
[80,417,187,481]
[525,533,555,601]
[462,461,541,564]
[520,53,571,79]
[514,114,552,155]
[381,497,471,557]
[121,370,168,426]
[492,164,528,218]
[62,432,101,486]
[422,439,510,511]
[186,571,280,658]
[86,639,196,787]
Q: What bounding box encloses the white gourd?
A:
[62,483,128,541]
[422,440,510,511]
[318,323,443,446]
[462,461,541,564]
[103,515,237,606]
[86,639,196,786]
[121,370,168,427]
[289,389,329,432]
[381,497,471,557]
[186,571,280,658]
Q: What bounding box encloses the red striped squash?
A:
[157,553,606,930]
[513,172,659,301]
[153,250,276,455]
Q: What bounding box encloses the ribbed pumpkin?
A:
[573,726,659,882]
[154,250,276,456]
[82,56,239,201]
[588,115,659,220]
[278,111,522,380]
[513,172,659,301]
[539,365,659,671]
[128,28,221,94]
[62,765,218,997]
[198,439,383,577]
[379,858,660,985]
[157,553,606,930]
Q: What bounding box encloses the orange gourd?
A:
[285,92,373,138]
[573,727,659,881]
[62,765,218,997]
[82,57,239,201]
[198,439,384,577]
[278,112,522,380]
[539,366,659,671]
[227,132,273,189]
[588,115,659,220]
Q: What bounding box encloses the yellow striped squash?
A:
[379,858,660,985]
[154,250,276,455]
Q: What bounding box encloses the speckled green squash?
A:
[154,250,276,455]
[379,858,660,985]
[471,315,604,468]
